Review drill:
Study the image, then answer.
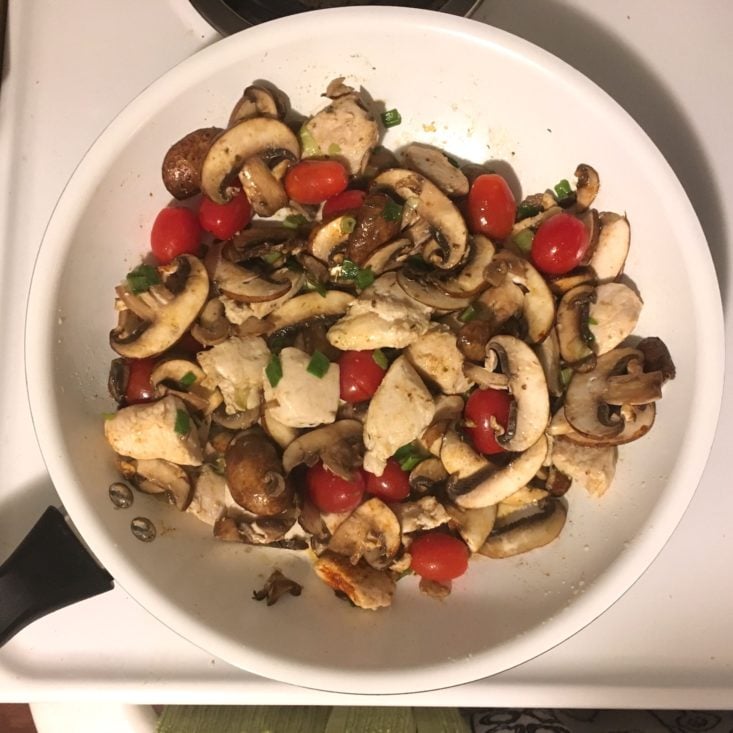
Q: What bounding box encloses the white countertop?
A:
[1,0,731,708]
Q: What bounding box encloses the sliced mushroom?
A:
[446,434,549,509]
[556,283,597,371]
[238,155,288,216]
[308,215,352,264]
[406,326,474,395]
[392,496,451,534]
[402,143,469,197]
[361,237,417,275]
[346,192,403,265]
[213,258,292,303]
[408,458,448,494]
[191,298,231,346]
[261,408,302,450]
[497,485,550,513]
[574,164,600,212]
[548,404,657,447]
[534,327,563,397]
[225,428,293,516]
[434,235,495,297]
[551,435,618,497]
[247,270,305,319]
[118,457,192,510]
[252,570,303,606]
[446,504,497,553]
[587,282,643,355]
[229,84,286,126]
[547,266,596,297]
[396,267,472,311]
[480,500,567,558]
[264,290,354,333]
[200,117,300,204]
[314,552,395,610]
[162,127,223,200]
[151,359,222,414]
[281,419,363,479]
[328,497,401,569]
[373,168,468,269]
[589,212,630,281]
[486,335,550,453]
[511,205,562,238]
[110,255,209,359]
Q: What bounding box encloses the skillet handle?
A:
[0,506,114,646]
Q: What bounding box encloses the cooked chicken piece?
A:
[300,84,379,175]
[406,326,474,395]
[314,552,395,610]
[327,272,432,351]
[263,347,340,428]
[551,435,618,496]
[219,294,254,325]
[187,465,227,525]
[393,496,451,534]
[363,356,435,475]
[104,395,203,466]
[197,336,270,414]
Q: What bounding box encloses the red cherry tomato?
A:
[198,191,253,240]
[322,189,366,218]
[150,206,201,264]
[306,461,365,514]
[464,388,512,455]
[284,160,349,205]
[364,458,411,502]
[338,350,387,404]
[466,173,517,240]
[410,533,469,582]
[530,212,590,276]
[124,358,157,405]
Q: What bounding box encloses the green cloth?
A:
[157,706,469,733]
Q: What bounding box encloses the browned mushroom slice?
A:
[551,436,618,497]
[637,336,676,380]
[238,156,288,216]
[446,504,497,553]
[191,298,231,346]
[497,485,550,517]
[547,266,597,297]
[396,268,472,311]
[118,457,193,510]
[534,327,563,397]
[373,168,468,269]
[225,429,294,517]
[162,127,223,200]
[480,500,567,558]
[252,570,303,606]
[574,164,600,212]
[110,255,209,359]
[314,552,395,610]
[229,84,286,126]
[402,143,470,197]
[548,404,657,447]
[434,234,496,297]
[201,118,300,204]
[511,205,562,238]
[556,283,597,371]
[328,497,401,569]
[409,457,448,494]
[214,258,292,303]
[264,290,354,333]
[151,359,222,414]
[361,237,417,275]
[308,215,352,264]
[589,212,630,281]
[346,192,403,265]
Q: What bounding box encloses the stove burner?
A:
[190,0,476,35]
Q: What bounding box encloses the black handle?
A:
[0,506,114,646]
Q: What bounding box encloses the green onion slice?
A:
[372,349,389,370]
[179,371,197,389]
[298,126,321,157]
[560,367,574,388]
[261,251,283,265]
[340,216,357,234]
[283,214,308,230]
[355,267,375,291]
[339,259,360,280]
[381,198,403,222]
[554,178,573,199]
[327,142,342,155]
[516,202,542,221]
[265,353,283,387]
[381,108,402,128]
[513,229,534,254]
[174,409,190,436]
[458,304,477,323]
[393,442,428,472]
[126,264,160,294]
[306,351,331,378]
[305,275,327,297]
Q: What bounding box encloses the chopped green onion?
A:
[513,229,534,254]
[174,409,190,436]
[393,442,427,472]
[381,108,402,128]
[283,214,308,229]
[327,142,342,155]
[355,267,375,291]
[265,353,283,387]
[179,371,197,389]
[560,367,574,388]
[516,202,541,221]
[554,178,573,199]
[458,304,477,323]
[587,316,599,326]
[261,251,283,265]
[126,264,160,294]
[339,215,357,234]
[305,275,327,297]
[339,259,360,280]
[372,349,389,370]
[306,350,330,378]
[298,125,321,157]
[381,198,403,222]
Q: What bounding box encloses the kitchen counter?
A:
[1,0,731,708]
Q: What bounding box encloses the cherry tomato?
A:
[530,212,590,276]
[124,358,157,405]
[464,388,512,455]
[284,160,349,205]
[410,533,469,582]
[322,189,366,218]
[339,350,387,404]
[306,461,365,514]
[198,191,253,240]
[365,458,410,502]
[150,206,201,264]
[466,173,516,240]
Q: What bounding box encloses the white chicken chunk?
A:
[363,356,435,475]
[552,436,618,497]
[327,272,432,351]
[187,465,227,526]
[393,496,451,534]
[406,326,474,395]
[197,336,270,414]
[314,552,395,610]
[104,395,203,466]
[263,347,340,428]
